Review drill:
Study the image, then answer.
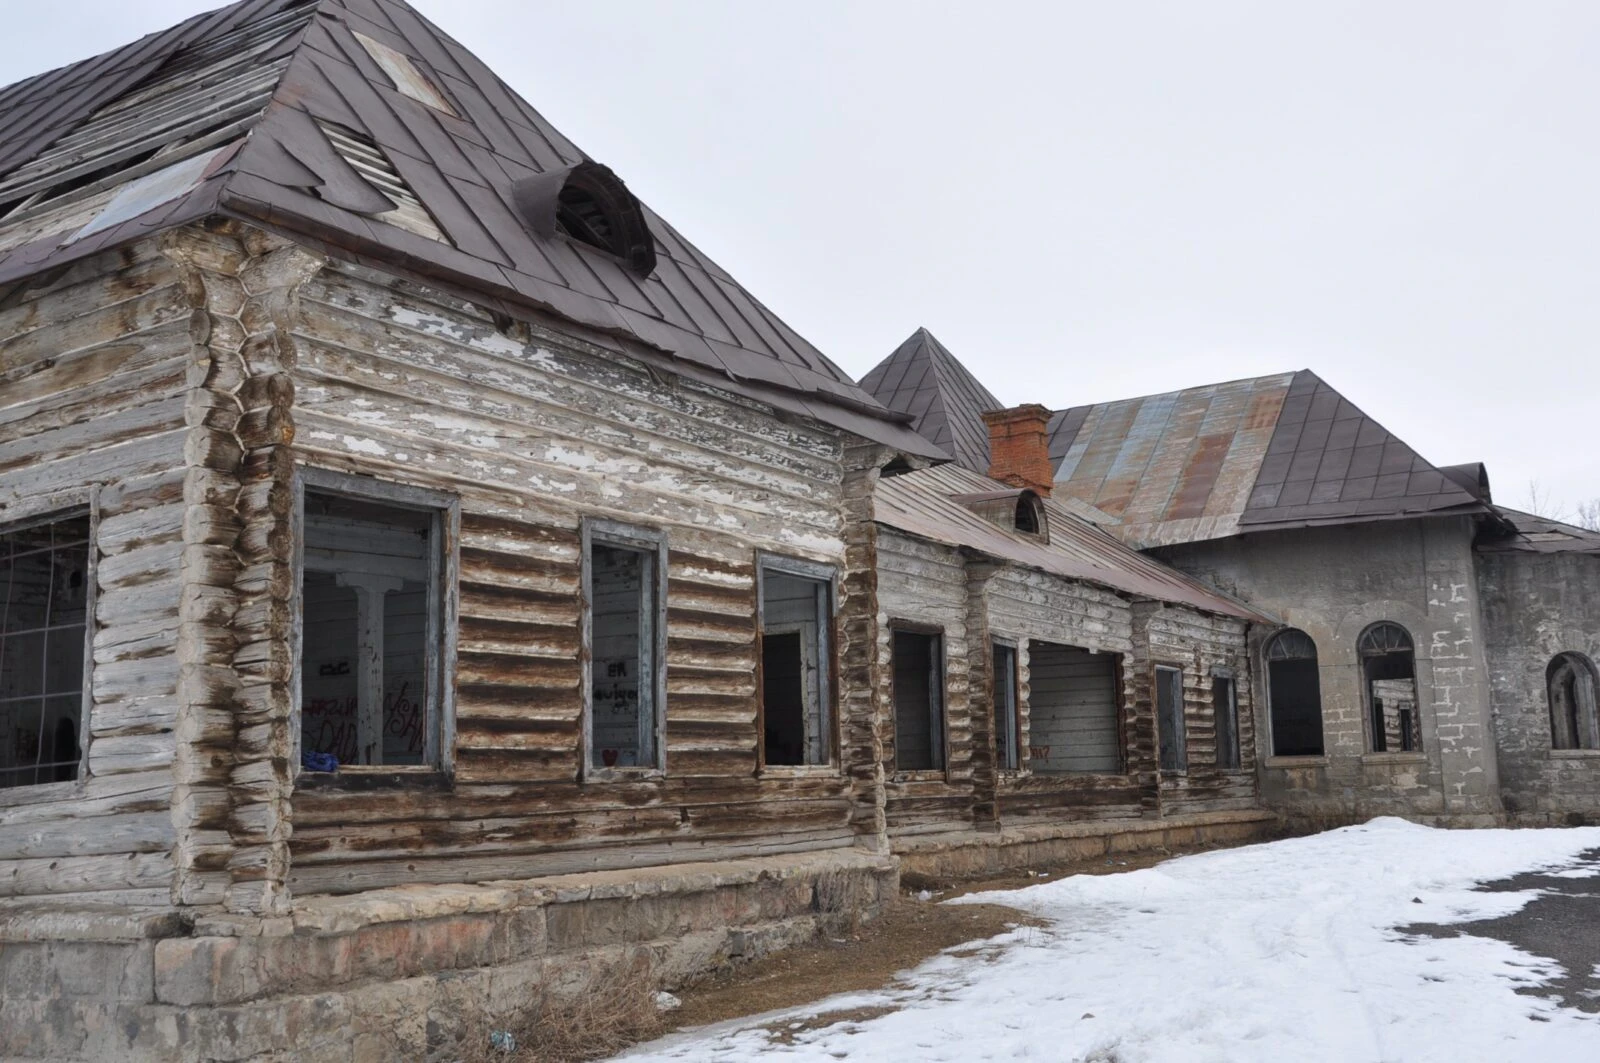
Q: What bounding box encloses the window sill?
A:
[1361,752,1427,765]
[892,770,950,784]
[0,777,84,808]
[1549,749,1600,760]
[295,767,451,791]
[583,767,665,784]
[759,764,840,779]
[1264,755,1328,769]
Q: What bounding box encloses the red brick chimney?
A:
[982,404,1054,498]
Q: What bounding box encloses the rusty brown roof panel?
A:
[0,0,939,459]
[876,464,1269,622]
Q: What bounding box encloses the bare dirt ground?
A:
[667,841,1233,1033]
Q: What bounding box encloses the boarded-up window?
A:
[1359,622,1418,753]
[993,642,1019,771]
[0,513,89,789]
[1213,674,1240,770]
[301,490,441,768]
[1028,642,1120,773]
[585,526,665,773]
[1266,629,1323,757]
[1548,652,1600,750]
[760,564,833,766]
[893,630,944,771]
[1157,666,1186,771]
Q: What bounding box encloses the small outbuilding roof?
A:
[875,463,1270,622]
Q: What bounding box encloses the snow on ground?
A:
[621,819,1600,1062]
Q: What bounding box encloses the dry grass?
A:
[462,958,665,1063]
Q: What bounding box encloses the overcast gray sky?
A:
[5,2,1596,512]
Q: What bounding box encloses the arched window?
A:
[1266,629,1323,756]
[1548,653,1600,750]
[1359,622,1418,752]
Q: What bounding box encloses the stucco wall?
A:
[1153,517,1500,825]
[1478,547,1600,823]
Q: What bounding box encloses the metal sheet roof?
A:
[0,0,939,458]
[860,327,1001,472]
[1049,369,1486,546]
[1478,508,1600,556]
[875,463,1269,622]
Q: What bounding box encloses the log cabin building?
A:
[2,1,1594,1058]
[0,2,1278,1057]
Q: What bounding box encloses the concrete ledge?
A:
[893,809,1281,880]
[0,848,897,1062]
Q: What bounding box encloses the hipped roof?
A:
[860,327,1003,472]
[0,0,941,457]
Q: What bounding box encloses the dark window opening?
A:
[1028,641,1121,773]
[300,491,440,769]
[588,539,662,771]
[880,457,915,478]
[0,513,89,789]
[1157,666,1187,771]
[1015,496,1041,534]
[1548,652,1600,750]
[1267,628,1324,757]
[760,567,832,766]
[1359,622,1418,753]
[893,630,944,771]
[1213,675,1240,770]
[992,642,1019,771]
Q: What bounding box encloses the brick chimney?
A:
[982,404,1054,498]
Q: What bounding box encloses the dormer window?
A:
[510,162,656,276]
[951,488,1050,543]
[1015,493,1044,535]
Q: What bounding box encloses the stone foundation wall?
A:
[893,809,1279,882]
[0,850,896,1062]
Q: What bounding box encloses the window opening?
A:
[1157,666,1187,771]
[1548,652,1600,750]
[992,642,1019,771]
[759,566,832,766]
[1266,628,1324,756]
[586,537,663,772]
[300,491,440,768]
[892,630,944,771]
[1027,641,1120,773]
[0,513,89,789]
[1015,495,1041,534]
[1359,622,1418,753]
[1213,674,1239,770]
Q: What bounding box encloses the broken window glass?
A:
[1213,674,1240,770]
[587,537,662,772]
[992,642,1019,771]
[1267,628,1324,757]
[1547,652,1600,750]
[0,513,89,789]
[1028,641,1121,773]
[759,566,832,767]
[1359,622,1418,753]
[1157,666,1187,771]
[300,491,439,769]
[892,630,944,771]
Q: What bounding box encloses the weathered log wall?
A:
[280,256,868,893]
[0,241,193,904]
[985,567,1150,819]
[1131,601,1259,816]
[875,531,975,837]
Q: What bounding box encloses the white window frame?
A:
[292,468,459,778]
[581,519,668,781]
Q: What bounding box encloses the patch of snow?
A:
[620,819,1600,1062]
